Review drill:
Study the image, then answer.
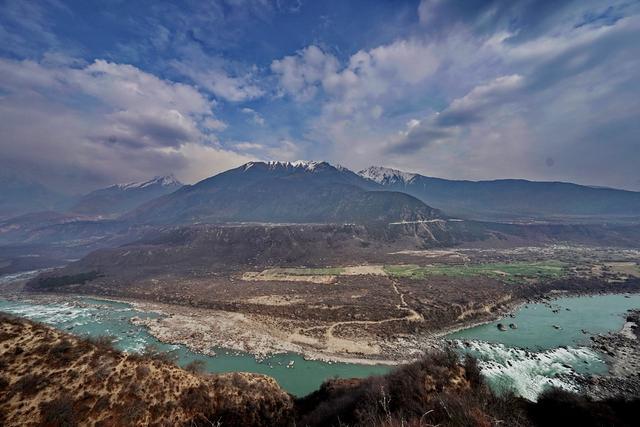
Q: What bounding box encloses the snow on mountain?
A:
[115,175,182,190]
[242,160,343,173]
[358,166,417,185]
[69,175,183,217]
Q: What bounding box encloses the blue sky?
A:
[1,0,639,192]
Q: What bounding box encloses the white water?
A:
[454,340,602,401]
[448,293,640,400]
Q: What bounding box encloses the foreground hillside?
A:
[2,313,638,427]
[0,313,293,426]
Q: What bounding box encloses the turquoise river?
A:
[1,272,638,399]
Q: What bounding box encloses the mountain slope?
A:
[360,166,640,221]
[69,175,182,217]
[125,161,439,225]
[0,170,70,219]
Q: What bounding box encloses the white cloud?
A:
[241,107,266,126]
[232,138,301,161]
[0,58,253,190]
[268,3,640,190]
[202,117,228,131]
[170,47,264,102]
[272,40,440,107]
[270,45,339,101]
[174,63,264,102]
[264,139,301,160]
[170,143,255,184]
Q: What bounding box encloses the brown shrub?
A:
[463,354,483,387]
[92,395,111,413]
[49,339,76,365]
[85,335,116,352]
[135,364,151,379]
[185,359,206,374]
[180,384,214,415]
[0,375,9,391]
[11,373,48,397]
[140,345,178,364]
[295,349,527,427]
[527,388,640,427]
[110,400,146,425]
[39,394,77,427]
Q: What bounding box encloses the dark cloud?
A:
[388,126,453,155]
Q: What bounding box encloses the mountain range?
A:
[2,161,640,227]
[124,161,439,225]
[5,160,640,279]
[0,170,70,219]
[359,166,640,221]
[69,175,182,217]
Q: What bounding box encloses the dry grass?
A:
[0,312,294,426]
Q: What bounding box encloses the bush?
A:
[295,349,529,427]
[85,335,116,351]
[463,354,482,387]
[137,344,178,364]
[185,359,207,374]
[528,388,639,427]
[39,394,77,427]
[11,373,48,396]
[135,365,150,379]
[49,339,76,365]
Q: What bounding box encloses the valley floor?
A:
[6,245,640,366]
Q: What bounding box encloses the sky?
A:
[1,0,639,193]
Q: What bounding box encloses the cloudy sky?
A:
[1,0,639,193]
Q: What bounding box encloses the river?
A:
[0,296,388,396]
[446,293,640,400]
[1,288,638,399]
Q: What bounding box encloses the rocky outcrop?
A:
[579,309,640,400]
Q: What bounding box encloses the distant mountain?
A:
[125,161,439,225]
[359,166,640,221]
[0,170,70,219]
[70,175,182,217]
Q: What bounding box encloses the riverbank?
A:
[578,309,640,399]
[2,289,640,401]
[2,287,638,367]
[126,298,419,366]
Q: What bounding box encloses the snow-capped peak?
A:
[358,166,417,185]
[242,160,337,172]
[116,175,182,190]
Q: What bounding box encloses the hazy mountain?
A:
[360,166,640,221]
[70,175,182,217]
[0,170,70,219]
[125,161,439,225]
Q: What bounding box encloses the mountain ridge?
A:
[69,175,183,217]
[358,166,640,220]
[124,161,437,225]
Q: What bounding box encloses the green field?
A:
[271,267,346,276]
[384,261,567,283]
